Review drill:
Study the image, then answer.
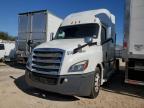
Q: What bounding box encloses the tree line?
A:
[0,32,16,41]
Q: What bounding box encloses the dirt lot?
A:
[0,62,144,108]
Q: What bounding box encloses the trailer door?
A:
[129,0,144,55]
[30,12,47,50]
[18,14,31,56]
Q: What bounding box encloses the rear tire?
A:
[89,67,101,99]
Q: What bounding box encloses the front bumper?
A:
[25,69,95,96]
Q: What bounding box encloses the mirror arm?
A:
[50,33,54,41]
[101,38,113,45]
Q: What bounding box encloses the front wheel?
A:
[89,68,101,99]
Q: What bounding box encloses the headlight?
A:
[26,55,32,69]
[68,60,88,72]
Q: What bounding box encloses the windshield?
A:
[55,23,99,39]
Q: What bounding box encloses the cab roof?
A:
[61,9,115,27]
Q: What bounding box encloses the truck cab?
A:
[25,9,116,98]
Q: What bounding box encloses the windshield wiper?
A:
[73,42,97,54]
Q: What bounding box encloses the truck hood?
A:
[35,39,86,51]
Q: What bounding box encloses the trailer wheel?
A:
[115,59,120,71]
[89,67,101,99]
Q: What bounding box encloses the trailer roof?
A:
[19,10,47,15]
[18,10,62,19]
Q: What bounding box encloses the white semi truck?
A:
[25,9,116,98]
[123,0,144,85]
[16,10,62,63]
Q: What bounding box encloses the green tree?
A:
[0,31,16,41]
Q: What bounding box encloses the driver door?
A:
[101,26,109,79]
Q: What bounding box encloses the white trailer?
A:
[0,43,5,60]
[0,41,15,61]
[16,10,62,63]
[123,0,144,85]
[25,9,116,98]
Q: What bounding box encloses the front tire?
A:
[89,67,101,99]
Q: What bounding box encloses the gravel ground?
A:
[0,62,144,108]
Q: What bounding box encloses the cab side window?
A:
[0,44,5,50]
[101,26,107,44]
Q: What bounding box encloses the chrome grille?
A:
[32,48,64,75]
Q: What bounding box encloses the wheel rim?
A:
[94,72,100,92]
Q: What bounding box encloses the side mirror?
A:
[27,40,33,46]
[50,32,54,41]
[84,37,93,44]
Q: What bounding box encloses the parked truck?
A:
[16,10,62,63]
[123,0,144,85]
[25,9,116,98]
